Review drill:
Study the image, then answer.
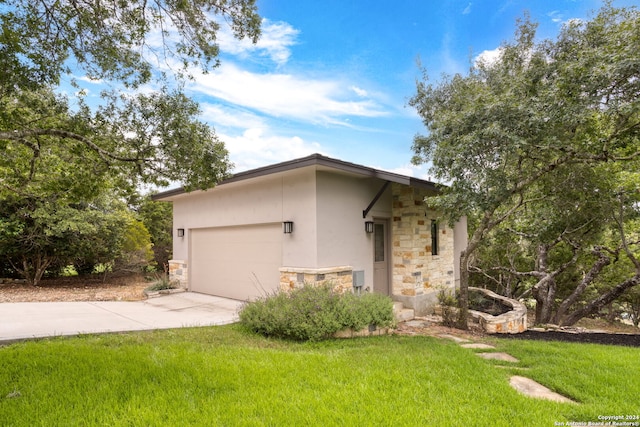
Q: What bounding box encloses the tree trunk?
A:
[12,254,53,286]
[553,249,610,325]
[456,249,470,329]
[531,245,556,324]
[561,275,640,326]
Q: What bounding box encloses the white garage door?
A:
[190,224,282,300]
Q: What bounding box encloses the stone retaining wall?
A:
[468,287,527,334]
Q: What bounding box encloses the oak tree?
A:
[410,3,640,328]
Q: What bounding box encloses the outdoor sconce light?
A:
[177,228,185,237]
[365,221,374,233]
[283,221,294,234]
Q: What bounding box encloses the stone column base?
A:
[168,259,188,289]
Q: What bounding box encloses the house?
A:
[153,153,467,315]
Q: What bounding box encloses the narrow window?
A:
[374,223,385,262]
[431,220,438,256]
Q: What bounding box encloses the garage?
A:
[189,223,283,300]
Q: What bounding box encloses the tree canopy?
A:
[0,0,261,283]
[410,3,640,328]
[0,0,261,194]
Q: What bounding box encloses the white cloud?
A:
[200,103,266,130]
[350,86,368,97]
[189,63,387,125]
[221,128,324,172]
[218,18,299,65]
[474,47,503,66]
[370,162,433,181]
[462,3,472,15]
[547,10,564,24]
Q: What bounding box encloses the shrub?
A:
[145,274,178,292]
[437,287,458,327]
[239,284,395,341]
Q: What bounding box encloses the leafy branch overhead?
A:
[0,0,261,195]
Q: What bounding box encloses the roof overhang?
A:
[152,153,440,201]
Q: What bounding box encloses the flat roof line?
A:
[152,153,439,200]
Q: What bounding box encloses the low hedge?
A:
[239,284,395,341]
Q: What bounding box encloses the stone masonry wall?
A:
[168,259,188,289]
[279,266,353,293]
[391,183,455,297]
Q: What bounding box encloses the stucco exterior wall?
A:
[165,162,465,310]
[170,168,317,266]
[315,171,392,291]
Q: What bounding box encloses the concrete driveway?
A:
[0,292,244,343]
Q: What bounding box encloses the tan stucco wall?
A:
[315,171,392,291]
[171,168,317,266]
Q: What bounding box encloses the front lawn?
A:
[0,326,638,426]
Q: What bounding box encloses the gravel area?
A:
[0,274,149,303]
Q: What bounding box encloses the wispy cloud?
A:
[220,128,324,172]
[189,63,387,125]
[548,10,564,24]
[200,103,266,130]
[350,86,368,97]
[218,18,299,66]
[462,3,472,15]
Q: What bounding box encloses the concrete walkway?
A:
[0,292,244,343]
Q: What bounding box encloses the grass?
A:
[0,326,638,426]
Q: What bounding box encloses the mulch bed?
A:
[495,329,640,347]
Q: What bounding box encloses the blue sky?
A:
[73,0,639,180]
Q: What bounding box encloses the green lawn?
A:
[0,326,638,426]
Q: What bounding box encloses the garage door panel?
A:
[190,224,282,300]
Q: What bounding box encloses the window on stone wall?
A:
[431,220,439,256]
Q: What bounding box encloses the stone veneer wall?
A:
[391,183,455,298]
[168,259,188,289]
[279,266,353,293]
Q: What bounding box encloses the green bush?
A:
[239,284,395,341]
[437,287,459,327]
[145,274,178,292]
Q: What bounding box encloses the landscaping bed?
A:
[496,329,640,347]
[0,274,148,303]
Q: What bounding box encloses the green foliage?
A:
[113,217,154,273]
[135,196,173,270]
[145,275,178,292]
[437,288,459,327]
[0,191,154,284]
[239,285,395,341]
[410,3,640,327]
[0,0,261,281]
[0,0,261,90]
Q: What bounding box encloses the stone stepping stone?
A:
[476,352,519,363]
[438,334,471,343]
[509,376,575,403]
[460,343,495,349]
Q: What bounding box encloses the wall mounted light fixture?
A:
[177,228,185,237]
[283,221,294,234]
[365,221,374,233]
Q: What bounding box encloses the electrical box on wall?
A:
[352,270,365,293]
